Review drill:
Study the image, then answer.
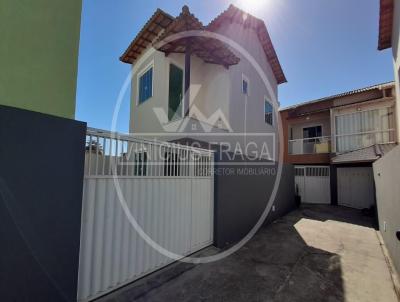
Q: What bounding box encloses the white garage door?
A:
[337,167,375,209]
[295,166,331,204]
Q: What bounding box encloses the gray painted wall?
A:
[0,105,86,301]
[373,145,400,275]
[392,0,400,142]
[213,153,295,248]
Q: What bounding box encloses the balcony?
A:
[289,136,331,155]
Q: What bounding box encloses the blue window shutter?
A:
[139,67,153,104]
[139,75,143,103]
[148,68,153,99]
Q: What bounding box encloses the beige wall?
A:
[215,23,278,134]
[214,22,279,156]
[129,50,231,135]
[373,145,400,275]
[129,22,280,158]
[393,0,400,141]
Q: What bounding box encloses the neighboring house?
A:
[0,0,82,119]
[379,0,400,138]
[376,0,400,276]
[120,4,286,153]
[280,82,397,209]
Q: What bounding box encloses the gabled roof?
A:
[331,143,397,164]
[280,81,395,112]
[207,4,287,84]
[154,6,240,68]
[120,9,174,64]
[120,5,286,84]
[378,0,394,50]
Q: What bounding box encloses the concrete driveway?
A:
[99,205,398,302]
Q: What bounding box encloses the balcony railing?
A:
[289,136,331,155]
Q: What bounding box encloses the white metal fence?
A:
[78,128,214,301]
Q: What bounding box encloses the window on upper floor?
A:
[264,99,273,126]
[303,125,322,140]
[335,107,395,152]
[242,74,249,95]
[138,66,153,104]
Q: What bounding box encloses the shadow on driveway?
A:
[98,205,397,302]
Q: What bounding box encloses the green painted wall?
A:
[0,0,82,119]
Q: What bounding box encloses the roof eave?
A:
[120,9,175,64]
[279,81,395,112]
[378,0,394,50]
[207,4,287,85]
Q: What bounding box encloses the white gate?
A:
[78,128,214,301]
[295,166,331,204]
[337,167,374,209]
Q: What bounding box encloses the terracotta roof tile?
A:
[120,9,174,64]
[378,0,394,50]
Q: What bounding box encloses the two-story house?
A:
[280,82,397,209]
[120,5,286,157]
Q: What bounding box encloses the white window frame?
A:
[264,97,274,126]
[136,60,154,106]
[242,74,250,96]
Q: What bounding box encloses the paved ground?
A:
[99,205,398,302]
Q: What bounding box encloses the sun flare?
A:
[236,0,271,15]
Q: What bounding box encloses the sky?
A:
[76,0,395,132]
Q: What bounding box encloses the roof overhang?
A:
[207,4,287,84]
[280,81,395,113]
[121,5,286,84]
[378,0,394,50]
[331,143,397,164]
[153,6,240,68]
[120,9,174,64]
